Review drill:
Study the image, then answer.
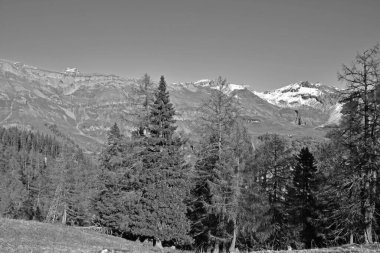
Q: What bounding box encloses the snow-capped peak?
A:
[192,79,247,94]
[254,81,335,108]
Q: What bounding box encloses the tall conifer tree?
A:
[189,77,248,253]
[287,147,320,248]
[333,45,380,243]
[254,134,294,249]
[93,123,126,232]
[133,76,191,247]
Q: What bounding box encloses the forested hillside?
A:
[0,126,98,225]
[0,45,380,253]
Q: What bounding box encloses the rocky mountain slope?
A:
[254,81,340,108]
[253,81,342,127]
[0,59,342,153]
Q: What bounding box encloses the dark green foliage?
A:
[94,77,191,246]
[133,76,191,245]
[93,122,126,232]
[287,147,321,248]
[147,75,177,142]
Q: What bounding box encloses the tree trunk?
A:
[364,168,376,244]
[230,156,241,253]
[221,243,227,253]
[229,227,237,253]
[350,232,353,244]
[212,241,220,253]
[61,205,67,225]
[154,239,163,248]
[364,220,373,244]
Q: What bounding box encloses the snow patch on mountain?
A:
[194,79,212,86]
[60,106,76,120]
[254,81,330,108]
[228,84,246,92]
[192,79,246,93]
[323,103,342,127]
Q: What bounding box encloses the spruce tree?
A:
[287,147,320,248]
[93,123,126,232]
[132,76,191,246]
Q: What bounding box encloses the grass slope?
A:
[0,218,177,253]
[1,218,380,253]
[254,245,380,253]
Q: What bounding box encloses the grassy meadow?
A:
[0,218,177,253]
[1,218,380,253]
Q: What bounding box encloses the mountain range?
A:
[0,59,342,153]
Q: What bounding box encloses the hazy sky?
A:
[1,0,379,91]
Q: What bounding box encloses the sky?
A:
[0,0,379,91]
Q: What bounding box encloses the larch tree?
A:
[189,77,247,253]
[135,73,155,135]
[237,152,270,251]
[0,146,27,218]
[253,134,294,249]
[336,44,380,243]
[121,73,154,136]
[316,132,363,245]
